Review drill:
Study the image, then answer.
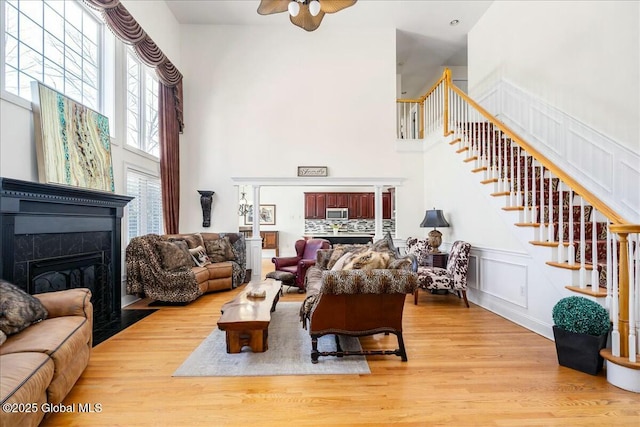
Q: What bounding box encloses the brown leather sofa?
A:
[300,242,418,363]
[0,288,93,427]
[126,232,246,303]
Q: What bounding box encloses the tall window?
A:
[126,49,159,157]
[126,169,163,242]
[2,0,102,109]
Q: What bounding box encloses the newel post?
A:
[610,225,631,357]
[443,68,452,137]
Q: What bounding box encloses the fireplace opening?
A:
[29,252,104,293]
[28,252,113,327]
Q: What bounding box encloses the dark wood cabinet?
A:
[348,193,367,219]
[382,192,391,219]
[304,193,326,219]
[306,192,391,220]
[429,252,448,268]
[326,193,348,208]
[261,231,279,256]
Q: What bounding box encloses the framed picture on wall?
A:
[244,204,276,225]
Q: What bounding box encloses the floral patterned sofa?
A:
[300,235,418,363]
[126,232,246,303]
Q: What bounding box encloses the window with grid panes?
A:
[2,0,102,109]
[126,169,163,242]
[126,49,159,157]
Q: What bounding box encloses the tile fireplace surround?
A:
[0,177,132,335]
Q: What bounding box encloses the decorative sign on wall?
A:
[297,166,328,177]
[31,82,115,192]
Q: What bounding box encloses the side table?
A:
[430,252,448,268]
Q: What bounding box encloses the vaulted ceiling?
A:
[164,1,493,97]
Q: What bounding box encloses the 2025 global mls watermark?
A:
[2,402,103,414]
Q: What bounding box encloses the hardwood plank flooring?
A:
[42,260,639,426]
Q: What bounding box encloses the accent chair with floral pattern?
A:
[411,239,472,308]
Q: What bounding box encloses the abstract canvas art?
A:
[31,82,115,192]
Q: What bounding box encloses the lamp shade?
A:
[420,209,450,228]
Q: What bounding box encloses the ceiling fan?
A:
[257,0,358,32]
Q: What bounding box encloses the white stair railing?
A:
[405,68,639,371]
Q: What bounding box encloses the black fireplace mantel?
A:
[0,177,133,322]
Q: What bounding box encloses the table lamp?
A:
[420,208,450,253]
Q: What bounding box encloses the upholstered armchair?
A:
[271,238,330,290]
[409,239,472,308]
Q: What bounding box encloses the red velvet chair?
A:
[271,238,330,291]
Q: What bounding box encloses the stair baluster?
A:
[399,69,639,384]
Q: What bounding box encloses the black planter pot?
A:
[552,326,609,375]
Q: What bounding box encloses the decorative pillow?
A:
[388,257,412,270]
[0,280,48,337]
[331,251,356,271]
[327,244,368,269]
[343,250,390,271]
[169,234,205,250]
[156,240,193,271]
[316,249,333,270]
[189,245,211,267]
[372,232,400,258]
[204,237,236,263]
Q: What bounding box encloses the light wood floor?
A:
[43,260,639,426]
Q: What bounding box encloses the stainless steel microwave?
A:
[326,207,348,220]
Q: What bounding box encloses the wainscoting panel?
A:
[479,256,528,308]
[619,160,640,215]
[467,254,479,290]
[501,88,529,132]
[530,103,564,157]
[566,121,614,193]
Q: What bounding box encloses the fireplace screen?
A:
[28,252,106,292]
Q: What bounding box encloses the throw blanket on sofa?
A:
[126,234,201,302]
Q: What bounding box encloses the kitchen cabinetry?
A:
[382,192,391,219]
[326,193,348,208]
[348,193,372,219]
[304,193,326,219]
[304,192,391,219]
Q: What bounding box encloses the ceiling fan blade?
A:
[257,0,290,15]
[290,4,325,31]
[319,0,357,14]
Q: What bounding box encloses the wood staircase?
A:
[458,124,614,296]
[396,68,639,391]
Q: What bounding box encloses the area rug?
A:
[173,302,370,376]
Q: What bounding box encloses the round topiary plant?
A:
[552,296,611,336]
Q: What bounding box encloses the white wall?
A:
[179,25,404,236]
[468,0,639,152]
[415,65,468,98]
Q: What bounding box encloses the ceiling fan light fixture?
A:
[309,0,321,17]
[258,0,357,31]
[288,1,300,17]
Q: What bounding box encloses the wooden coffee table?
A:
[217,279,281,353]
